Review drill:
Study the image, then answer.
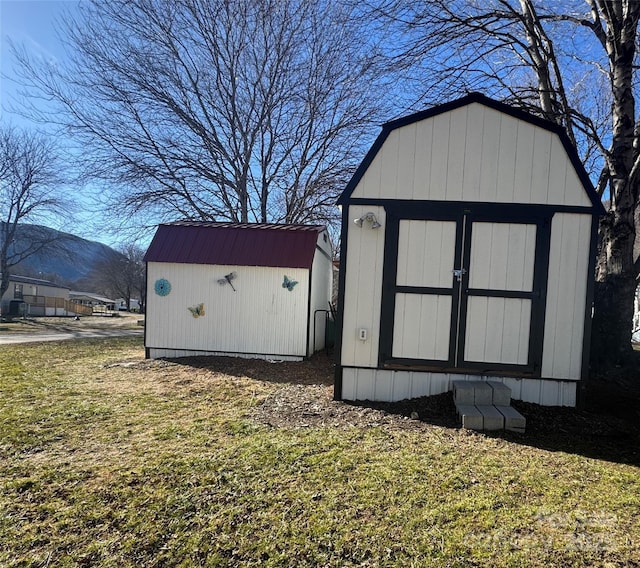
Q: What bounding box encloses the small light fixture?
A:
[354,212,382,229]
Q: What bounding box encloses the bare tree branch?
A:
[368,0,640,367]
[11,0,386,234]
[0,126,70,308]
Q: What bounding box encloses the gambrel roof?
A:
[338,92,604,213]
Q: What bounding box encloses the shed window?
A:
[14,284,23,299]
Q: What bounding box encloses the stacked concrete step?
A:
[453,380,526,433]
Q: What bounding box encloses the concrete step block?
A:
[487,381,512,406]
[496,405,526,433]
[476,405,505,431]
[473,381,494,405]
[455,403,483,430]
[452,380,475,405]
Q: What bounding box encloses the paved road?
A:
[0,328,144,345]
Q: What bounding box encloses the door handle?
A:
[452,268,467,282]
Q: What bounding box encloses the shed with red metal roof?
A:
[144,222,333,361]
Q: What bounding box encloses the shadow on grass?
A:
[169,351,335,386]
[352,380,640,467]
[168,351,640,466]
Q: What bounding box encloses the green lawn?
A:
[1,337,638,567]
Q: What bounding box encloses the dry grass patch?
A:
[0,313,142,335]
[1,337,639,567]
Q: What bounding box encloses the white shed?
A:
[334,93,604,407]
[144,222,333,361]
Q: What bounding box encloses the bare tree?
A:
[0,126,68,309]
[12,0,386,234]
[369,0,640,370]
[93,244,146,313]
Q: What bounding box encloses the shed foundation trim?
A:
[341,367,577,407]
[148,348,303,362]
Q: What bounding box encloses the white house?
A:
[0,274,72,316]
[144,222,333,361]
[334,93,604,407]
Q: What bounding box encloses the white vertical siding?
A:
[379,129,401,200]
[461,103,484,202]
[149,348,303,362]
[308,232,333,354]
[445,106,467,201]
[393,219,455,362]
[341,368,576,406]
[511,119,535,202]
[392,293,451,360]
[464,297,531,364]
[396,220,457,287]
[146,262,309,357]
[341,100,596,408]
[542,213,592,380]
[412,118,434,199]
[349,103,592,207]
[396,122,417,199]
[469,223,536,291]
[340,205,386,367]
[530,126,553,203]
[428,112,451,201]
[478,107,501,202]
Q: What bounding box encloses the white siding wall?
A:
[308,233,333,354]
[542,213,592,380]
[393,219,456,361]
[468,223,536,291]
[146,262,309,358]
[2,282,68,300]
[397,220,457,288]
[340,102,596,407]
[351,103,592,208]
[340,205,386,367]
[148,348,302,362]
[341,368,577,407]
[464,222,536,366]
[393,293,452,360]
[464,297,531,364]
[37,285,69,299]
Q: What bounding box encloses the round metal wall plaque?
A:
[154,278,171,296]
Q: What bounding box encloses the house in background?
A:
[69,291,116,314]
[144,222,333,361]
[0,274,73,316]
[334,93,604,408]
[115,298,141,312]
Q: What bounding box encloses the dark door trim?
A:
[378,202,552,377]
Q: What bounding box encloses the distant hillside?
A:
[8,224,124,285]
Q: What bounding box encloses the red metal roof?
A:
[143,221,326,269]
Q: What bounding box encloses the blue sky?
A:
[0,0,127,247]
[0,0,76,124]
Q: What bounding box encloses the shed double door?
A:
[381,208,550,375]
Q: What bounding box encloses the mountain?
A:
[8,224,124,285]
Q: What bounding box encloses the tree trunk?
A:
[591,211,637,369]
[589,0,640,371]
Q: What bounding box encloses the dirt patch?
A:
[150,352,640,464]
[253,384,460,430]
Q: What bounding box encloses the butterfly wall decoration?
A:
[217,271,237,291]
[188,303,205,318]
[282,275,298,292]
